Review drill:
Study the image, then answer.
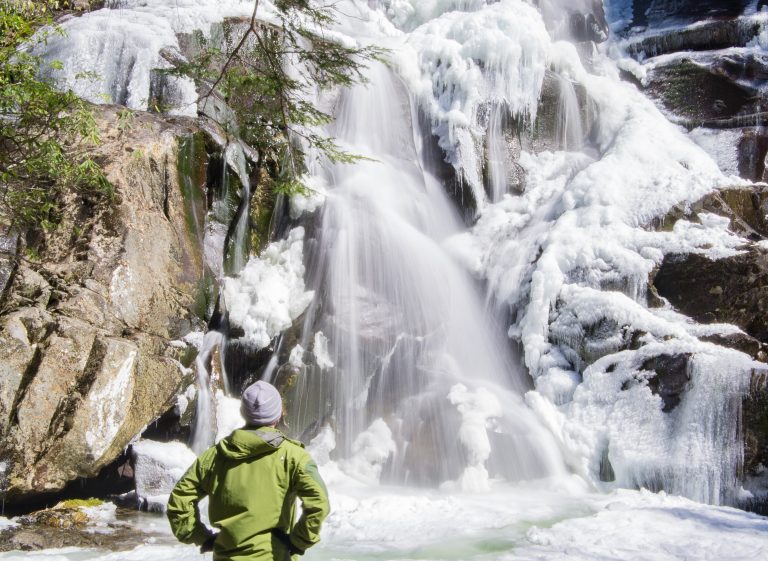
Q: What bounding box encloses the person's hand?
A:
[200,534,217,553]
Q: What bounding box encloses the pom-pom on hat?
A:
[241,380,283,427]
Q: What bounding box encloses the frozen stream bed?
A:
[3,478,766,561]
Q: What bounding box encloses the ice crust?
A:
[131,440,196,512]
[397,0,550,199]
[223,227,314,349]
[34,1,256,113]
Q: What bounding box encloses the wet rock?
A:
[23,502,91,529]
[416,110,476,222]
[631,0,753,28]
[738,129,768,183]
[540,0,608,43]
[642,354,692,412]
[701,332,768,363]
[644,59,758,124]
[599,444,616,483]
[0,502,166,552]
[653,187,768,241]
[568,7,608,44]
[653,248,768,343]
[626,11,759,56]
[619,4,768,187]
[744,370,768,477]
[696,188,768,240]
[526,73,594,154]
[131,440,195,512]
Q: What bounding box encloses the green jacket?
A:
[167,427,330,561]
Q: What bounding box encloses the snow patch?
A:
[223,227,315,349]
[312,331,334,370]
[132,440,196,512]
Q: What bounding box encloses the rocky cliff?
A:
[608,0,768,509]
[0,107,211,507]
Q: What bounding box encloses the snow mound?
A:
[223,227,315,349]
[131,440,196,512]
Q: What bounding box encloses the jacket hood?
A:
[217,427,286,460]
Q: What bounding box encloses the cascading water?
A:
[28,0,768,522]
[284,63,566,490]
[9,1,768,559]
[555,74,585,151]
[485,103,510,202]
[223,142,252,275]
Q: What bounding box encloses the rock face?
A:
[131,439,196,512]
[650,201,768,502]
[616,3,768,181]
[744,370,768,486]
[655,248,768,344]
[0,107,209,506]
[607,1,768,509]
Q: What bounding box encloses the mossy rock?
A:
[58,498,103,508]
[645,59,756,122]
[23,499,102,529]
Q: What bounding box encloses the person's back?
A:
[167,382,330,560]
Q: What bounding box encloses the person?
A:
[167,380,330,560]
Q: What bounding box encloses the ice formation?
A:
[132,440,197,511]
[32,0,768,528]
[34,1,255,113]
[223,227,314,349]
[312,331,334,370]
[340,419,397,484]
[398,0,551,200]
[386,0,758,504]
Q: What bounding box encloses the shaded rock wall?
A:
[0,107,210,506]
[615,2,768,181]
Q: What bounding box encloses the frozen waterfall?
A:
[286,63,566,489]
[33,0,765,509]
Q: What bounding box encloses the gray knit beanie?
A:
[241,381,283,427]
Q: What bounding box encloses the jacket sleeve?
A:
[289,457,331,553]
[166,447,216,546]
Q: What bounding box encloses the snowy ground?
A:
[2,477,766,561]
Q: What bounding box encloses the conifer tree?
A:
[174,0,383,194]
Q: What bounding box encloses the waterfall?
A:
[190,331,224,454]
[223,142,252,275]
[555,74,584,151]
[32,0,765,509]
[286,64,565,489]
[485,103,509,202]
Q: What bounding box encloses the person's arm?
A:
[289,457,331,554]
[167,447,217,546]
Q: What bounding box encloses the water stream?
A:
[287,64,566,489]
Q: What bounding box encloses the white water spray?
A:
[287,63,566,488]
